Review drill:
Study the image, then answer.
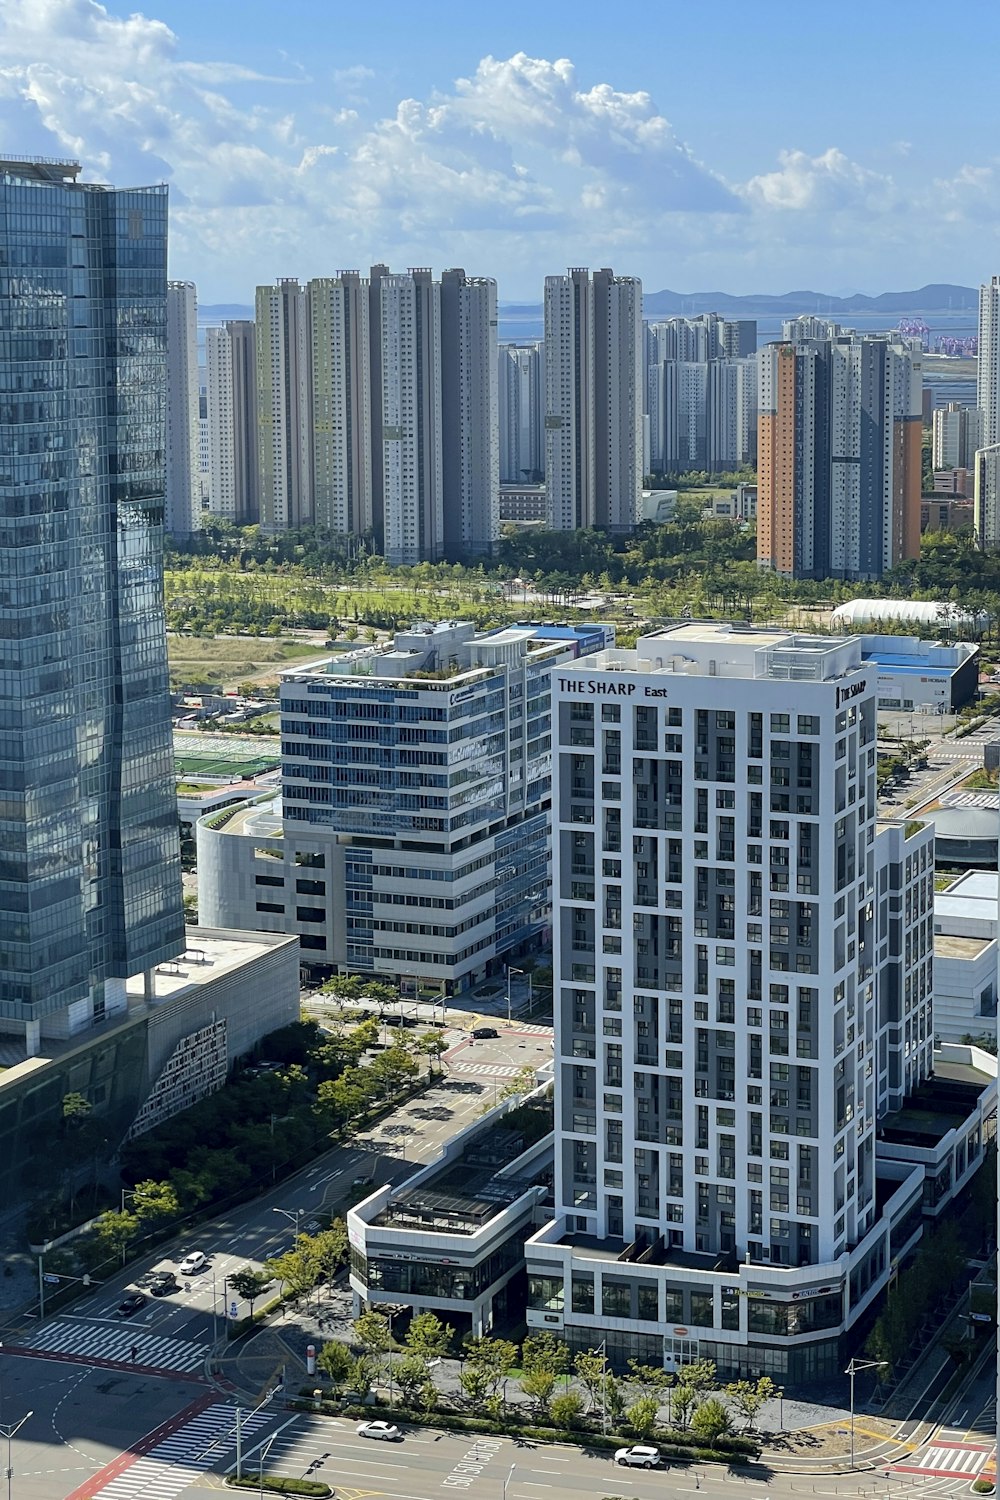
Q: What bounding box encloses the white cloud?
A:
[742,147,896,213]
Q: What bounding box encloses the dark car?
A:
[471,1026,498,1040]
[117,1293,146,1318]
[149,1271,178,1298]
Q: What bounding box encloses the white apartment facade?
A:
[932,402,983,472]
[308,272,373,537]
[206,320,258,524]
[977,275,1000,448]
[524,625,979,1383]
[256,278,312,530]
[499,342,544,485]
[379,271,443,565]
[165,280,201,537]
[440,268,499,559]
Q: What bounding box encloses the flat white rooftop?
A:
[126,927,295,1006]
[568,624,863,684]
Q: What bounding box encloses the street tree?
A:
[550,1391,584,1429]
[317,1340,353,1388]
[690,1397,732,1444]
[725,1375,776,1432]
[405,1310,453,1360]
[574,1348,610,1412]
[131,1178,182,1226]
[519,1366,556,1419]
[227,1267,274,1318]
[393,1353,430,1405]
[626,1396,660,1440]
[353,1307,392,1356]
[522,1330,570,1376]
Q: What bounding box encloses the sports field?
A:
[173,731,280,779]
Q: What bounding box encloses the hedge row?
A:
[228,1477,331,1497]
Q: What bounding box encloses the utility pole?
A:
[1,1411,33,1500]
[845,1357,887,1469]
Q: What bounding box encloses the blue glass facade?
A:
[0,160,184,1026]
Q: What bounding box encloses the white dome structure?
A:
[831,598,986,630]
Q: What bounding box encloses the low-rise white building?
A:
[934,872,998,1044]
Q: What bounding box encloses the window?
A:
[296,906,326,924]
[255,901,284,914]
[296,878,326,896]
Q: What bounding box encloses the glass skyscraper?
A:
[0,158,184,1052]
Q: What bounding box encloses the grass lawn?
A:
[168,634,327,691]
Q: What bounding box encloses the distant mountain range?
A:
[200,284,977,326]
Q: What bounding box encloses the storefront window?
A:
[602,1278,631,1317]
[690,1291,714,1327]
[572,1274,594,1314]
[637,1284,658,1321]
[528,1275,564,1312]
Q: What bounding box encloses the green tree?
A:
[604,1375,628,1429]
[131,1178,182,1226]
[458,1363,490,1413]
[264,1241,320,1299]
[227,1267,274,1318]
[690,1397,732,1444]
[676,1358,717,1394]
[309,1221,348,1282]
[725,1375,776,1432]
[393,1352,430,1404]
[405,1310,453,1360]
[574,1347,610,1412]
[670,1383,697,1430]
[550,1391,584,1429]
[522,1330,570,1376]
[93,1209,139,1265]
[317,1340,354,1388]
[626,1396,660,1439]
[415,1030,448,1072]
[354,1307,392,1356]
[519,1366,556,1419]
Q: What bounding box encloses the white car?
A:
[178,1250,208,1276]
[615,1445,661,1468]
[357,1420,402,1442]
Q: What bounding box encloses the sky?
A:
[2,0,999,304]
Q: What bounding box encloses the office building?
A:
[0,157,185,1055]
[977,275,1000,447]
[206,320,259,523]
[165,281,201,537]
[932,402,983,471]
[198,621,613,992]
[499,343,544,485]
[545,268,643,532]
[440,268,499,558]
[256,278,312,529]
[525,624,993,1381]
[308,272,373,537]
[758,335,922,580]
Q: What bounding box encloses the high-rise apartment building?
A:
[308,272,373,537]
[165,281,201,537]
[256,278,312,530]
[524,624,985,1383]
[440,268,499,558]
[977,275,1000,447]
[0,158,184,1054]
[932,401,984,472]
[646,315,756,365]
[758,335,922,580]
[646,356,757,475]
[378,269,443,565]
[206,320,259,523]
[545,268,643,532]
[781,315,843,343]
[198,620,614,991]
[974,443,1000,547]
[499,343,544,484]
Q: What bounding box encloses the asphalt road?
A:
[0,1352,203,1500]
[8,1068,494,1381]
[170,1411,981,1500]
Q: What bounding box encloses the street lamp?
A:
[845,1358,887,1469]
[506,967,524,1027]
[1,1411,32,1500]
[272,1206,304,1244]
[258,1434,277,1500]
[503,1463,516,1500]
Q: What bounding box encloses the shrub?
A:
[228,1477,331,1496]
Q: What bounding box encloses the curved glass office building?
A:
[0,158,184,1054]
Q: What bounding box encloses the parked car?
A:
[178,1250,208,1276]
[357,1420,402,1442]
[117,1293,146,1318]
[615,1446,661,1468]
[149,1271,179,1297]
[351,1175,374,1190]
[471,1026,498,1040]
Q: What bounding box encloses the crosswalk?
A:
[23,1318,205,1373]
[451,1061,524,1079]
[942,790,999,808]
[84,1403,274,1500]
[896,1441,993,1477]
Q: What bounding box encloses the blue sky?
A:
[1,0,998,302]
